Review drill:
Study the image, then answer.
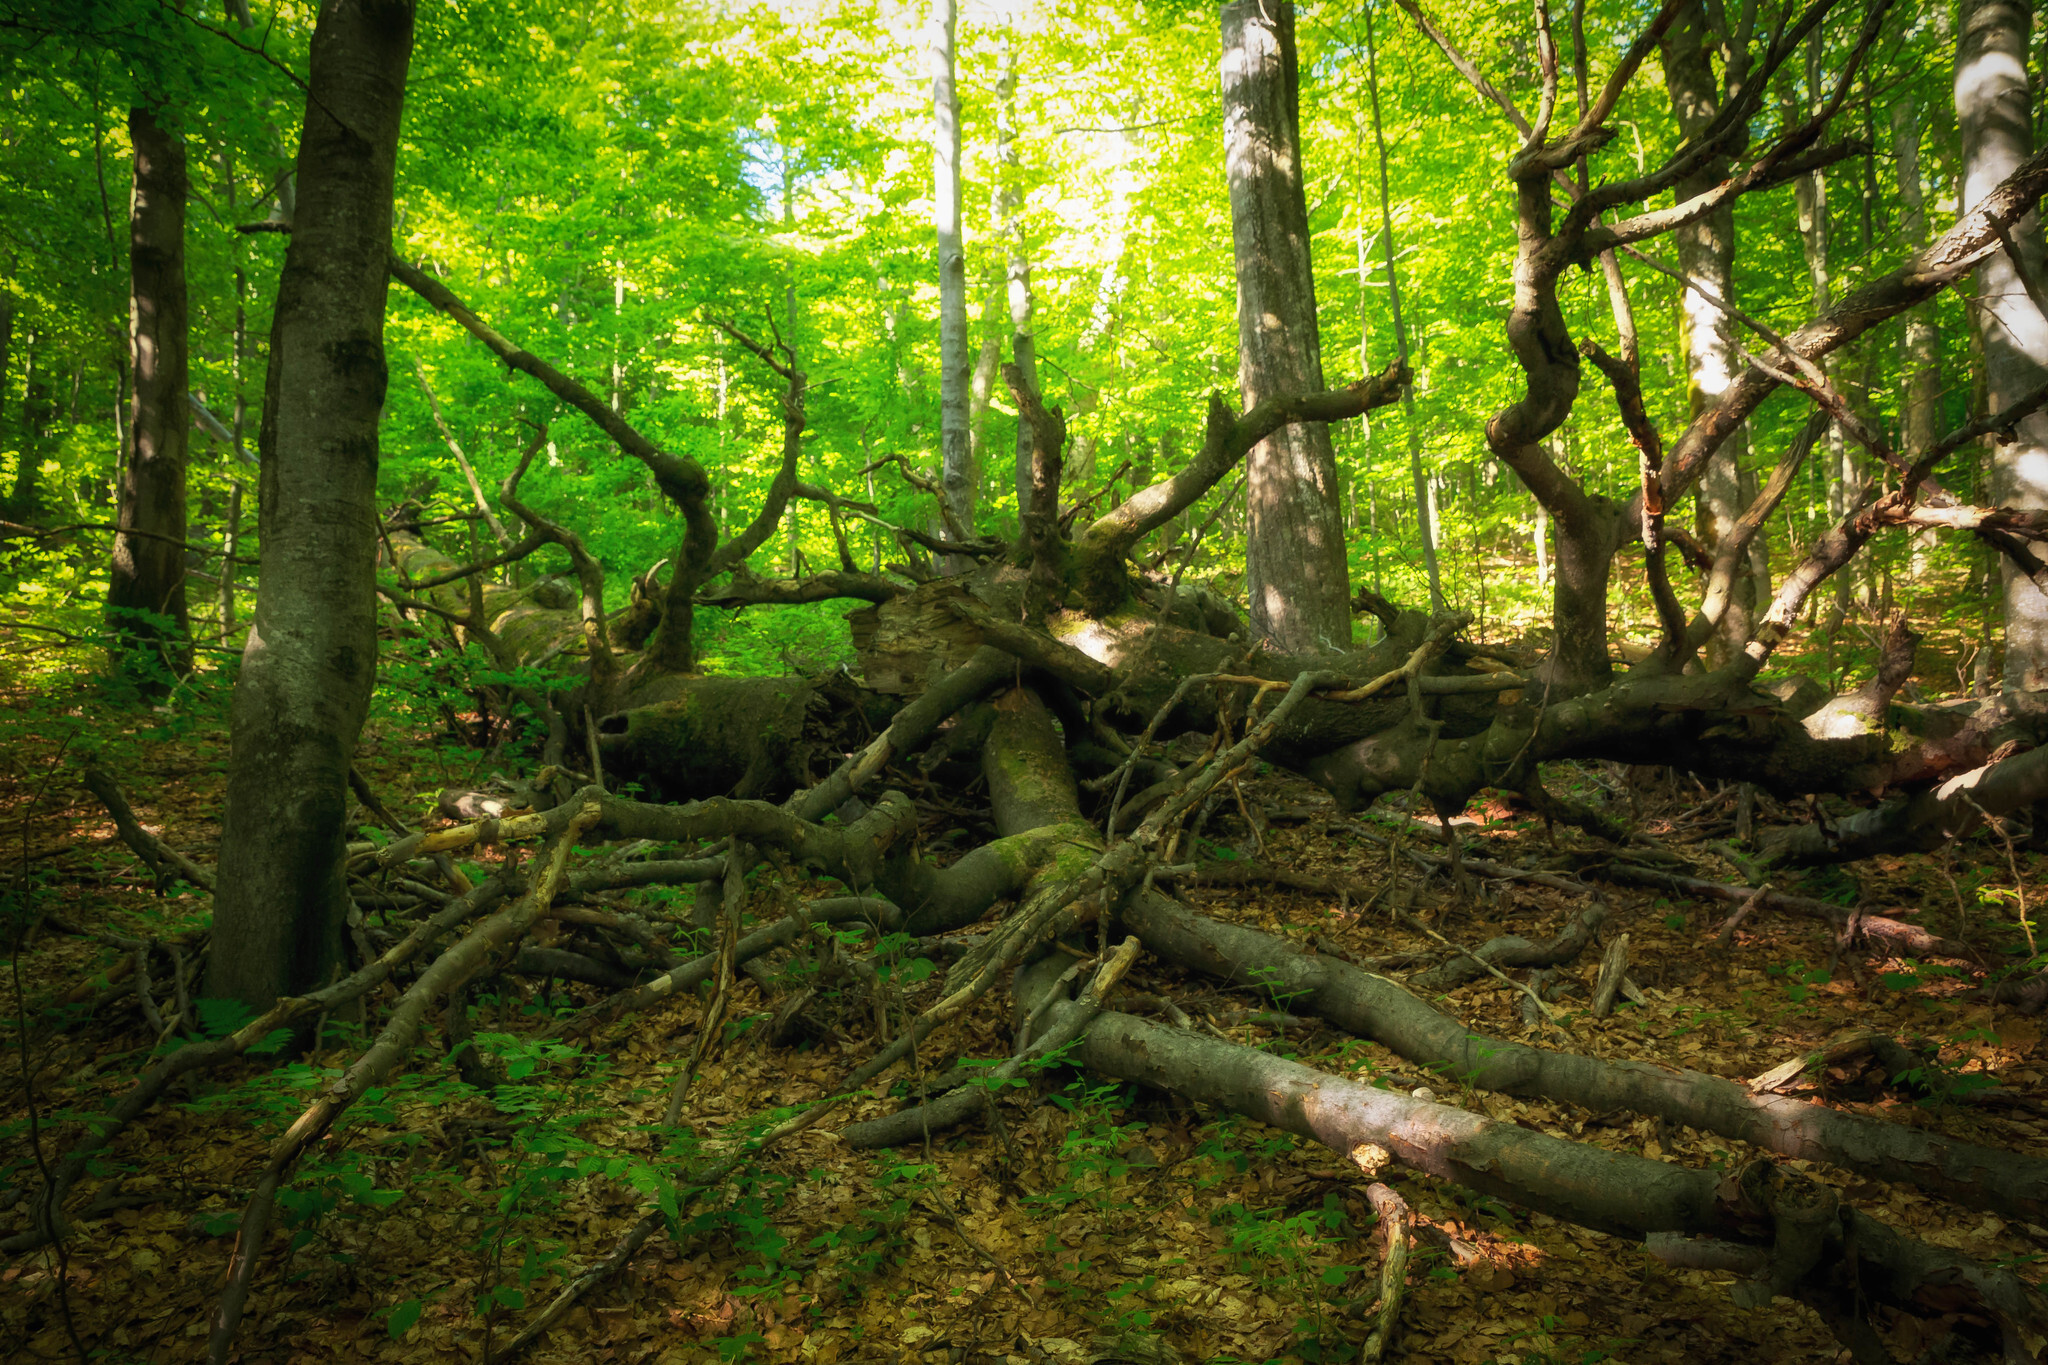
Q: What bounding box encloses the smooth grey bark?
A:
[1893,91,1944,579]
[210,0,416,1010]
[1660,0,1751,666]
[1958,0,2048,688]
[1031,988,2048,1356]
[1122,892,2048,1221]
[995,32,1040,519]
[929,0,973,569]
[108,105,192,681]
[1223,0,1352,651]
[967,314,999,510]
[1362,0,1442,613]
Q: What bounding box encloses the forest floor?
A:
[1,669,2044,1365]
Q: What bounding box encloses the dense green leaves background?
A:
[0,0,2018,676]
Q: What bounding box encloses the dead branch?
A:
[1045,982,2048,1358]
[2,876,516,1256]
[410,357,513,547]
[79,767,213,893]
[207,802,605,1364]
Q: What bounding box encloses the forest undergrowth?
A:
[1,593,2044,1365]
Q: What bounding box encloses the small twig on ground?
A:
[207,803,603,1365]
[1392,906,1566,1028]
[131,943,165,1038]
[499,1081,863,1361]
[663,838,746,1128]
[1715,882,1773,949]
[1362,1182,1412,1363]
[9,730,89,1365]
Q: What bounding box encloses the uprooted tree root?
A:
[9,650,2048,1365]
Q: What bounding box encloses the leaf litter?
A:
[2,698,2044,1364]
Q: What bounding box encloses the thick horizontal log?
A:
[1032,963,2048,1358]
[1761,742,2048,866]
[697,569,900,608]
[1122,893,2048,1222]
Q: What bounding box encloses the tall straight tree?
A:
[209,0,417,1010]
[1790,26,1855,630]
[1222,0,1349,652]
[1361,0,1441,612]
[1958,0,2048,689]
[1891,93,1942,461]
[929,0,973,567]
[1659,0,1751,665]
[107,104,192,681]
[995,30,1040,517]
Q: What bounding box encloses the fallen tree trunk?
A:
[1016,952,2048,1362]
[1761,742,2048,866]
[1119,892,2048,1223]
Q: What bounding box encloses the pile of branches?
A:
[15,629,2048,1363]
[18,1,2048,1351]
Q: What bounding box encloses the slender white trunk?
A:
[1660,0,1752,663]
[929,0,973,565]
[1362,0,1442,612]
[995,33,1039,519]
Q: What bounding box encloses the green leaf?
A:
[387,1299,423,1339]
[195,997,255,1039]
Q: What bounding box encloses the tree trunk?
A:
[0,291,12,488]
[108,104,193,683]
[1222,0,1351,651]
[1362,0,1442,613]
[1660,0,1751,667]
[1787,31,1856,633]
[210,0,416,1011]
[967,318,999,515]
[219,479,241,635]
[929,0,973,569]
[1892,96,1942,454]
[1959,0,2048,689]
[995,32,1039,521]
[10,337,46,517]
[1893,92,1943,575]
